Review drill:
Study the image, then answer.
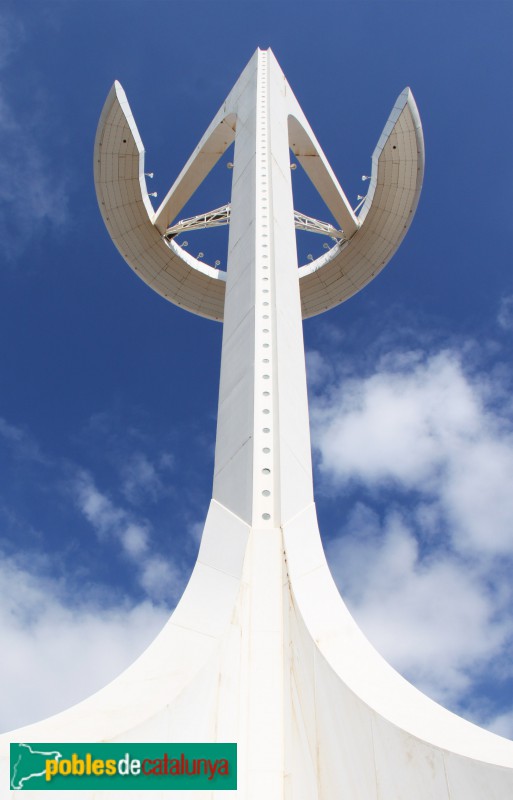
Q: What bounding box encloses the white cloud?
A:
[75,471,125,537]
[486,709,513,740]
[312,345,513,726]
[140,558,182,602]
[188,519,205,545]
[327,505,511,706]
[312,349,513,556]
[443,436,513,554]
[121,523,149,557]
[73,470,182,603]
[0,553,169,733]
[159,452,175,470]
[498,294,513,331]
[0,13,24,71]
[121,452,165,505]
[0,416,46,463]
[0,415,188,731]
[0,413,184,606]
[306,349,333,387]
[0,11,69,260]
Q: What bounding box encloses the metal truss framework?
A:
[164,204,345,245]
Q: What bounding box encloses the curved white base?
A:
[2,500,512,798]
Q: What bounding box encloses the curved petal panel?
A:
[94,82,227,321]
[298,88,424,317]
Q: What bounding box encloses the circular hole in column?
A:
[263,329,269,333]
[263,391,270,396]
[263,409,270,414]
[262,358,269,363]
[263,447,271,453]
[262,490,271,497]
[262,513,271,520]
[263,427,270,433]
[262,468,271,475]
[263,343,269,348]
[263,315,269,319]
[263,302,269,307]
[263,374,270,380]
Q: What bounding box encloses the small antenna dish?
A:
[290,163,297,170]
[227,162,234,169]
[307,254,314,262]
[145,172,154,178]
[148,192,157,198]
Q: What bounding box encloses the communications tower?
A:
[2,49,513,799]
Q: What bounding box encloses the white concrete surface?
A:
[1,48,512,800]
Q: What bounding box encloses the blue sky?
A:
[0,0,512,737]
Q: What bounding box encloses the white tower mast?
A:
[2,48,513,799]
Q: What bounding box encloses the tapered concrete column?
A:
[212,50,313,798]
[213,50,313,529]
